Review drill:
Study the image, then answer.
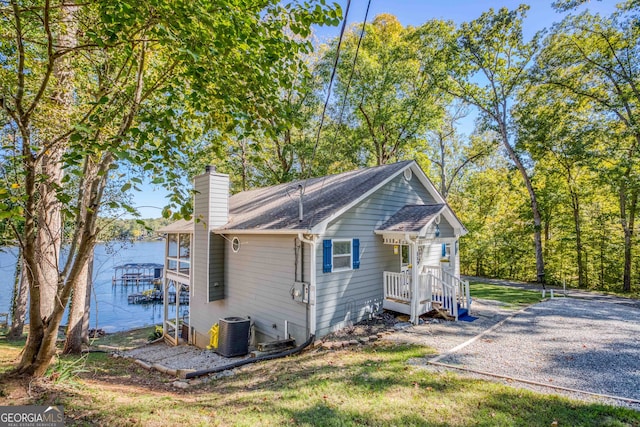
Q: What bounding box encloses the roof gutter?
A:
[213,228,313,235]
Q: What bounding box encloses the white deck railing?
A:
[384,266,471,321]
[428,272,459,320]
[422,265,441,281]
[383,271,411,302]
[441,269,471,314]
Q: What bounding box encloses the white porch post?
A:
[410,240,419,325]
[426,242,432,308]
[162,236,169,338]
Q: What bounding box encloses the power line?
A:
[305,0,373,182]
[303,0,353,194]
[337,0,372,124]
[302,0,373,228]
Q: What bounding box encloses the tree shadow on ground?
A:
[3,342,638,426]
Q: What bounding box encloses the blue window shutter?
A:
[323,240,332,273]
[352,239,360,269]
[442,243,446,257]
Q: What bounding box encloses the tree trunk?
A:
[439,133,448,199]
[82,258,93,345]
[623,229,633,292]
[35,144,65,319]
[21,296,71,377]
[18,228,97,375]
[599,217,606,286]
[569,188,585,288]
[620,188,637,293]
[36,1,78,320]
[8,253,28,340]
[500,131,545,286]
[241,140,248,192]
[16,1,80,374]
[63,253,93,354]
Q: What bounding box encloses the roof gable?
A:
[157,219,193,234]
[376,204,445,233]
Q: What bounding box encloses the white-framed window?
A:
[231,236,240,253]
[323,238,360,273]
[166,232,191,278]
[332,239,352,271]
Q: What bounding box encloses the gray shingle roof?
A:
[220,160,413,231]
[376,204,445,233]
[157,219,193,234]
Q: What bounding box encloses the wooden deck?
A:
[382,272,430,316]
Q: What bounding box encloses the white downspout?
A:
[298,233,317,336]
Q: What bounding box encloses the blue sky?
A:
[131,0,618,219]
[321,0,617,40]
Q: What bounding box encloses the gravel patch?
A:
[403,297,640,409]
[383,298,516,353]
[122,342,250,371]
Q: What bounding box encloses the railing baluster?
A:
[385,270,470,317]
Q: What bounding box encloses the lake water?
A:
[0,241,187,333]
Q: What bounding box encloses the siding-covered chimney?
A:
[193,167,229,304]
[194,167,229,230]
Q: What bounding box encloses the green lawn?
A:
[469,282,543,308]
[1,339,638,426]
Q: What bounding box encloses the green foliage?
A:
[452,160,535,280]
[97,217,171,242]
[1,0,342,221]
[170,6,640,294]
[45,354,89,386]
[321,14,452,167]
[148,325,163,342]
[1,0,342,376]
[523,8,640,291]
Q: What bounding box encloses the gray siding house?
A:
[160,160,469,348]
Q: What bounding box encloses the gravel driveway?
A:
[389,297,640,409]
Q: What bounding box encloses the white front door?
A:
[400,245,411,272]
[440,243,455,273]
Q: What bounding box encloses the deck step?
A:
[456,303,469,319]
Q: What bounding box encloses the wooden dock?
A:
[127,290,189,305]
[112,263,163,286]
